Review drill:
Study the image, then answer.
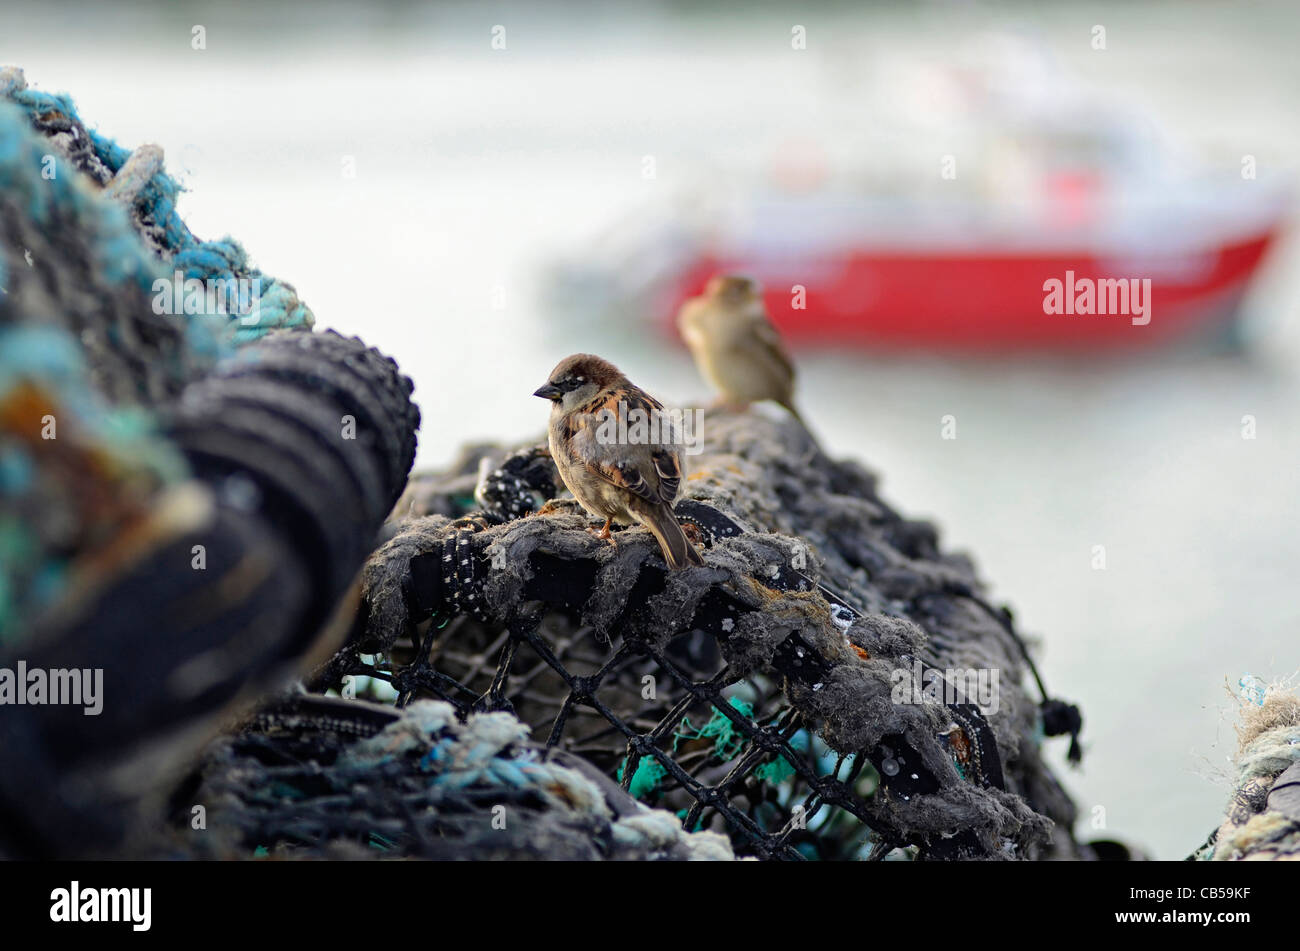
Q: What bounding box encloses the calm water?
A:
[6,0,1299,858]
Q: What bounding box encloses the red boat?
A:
[664,213,1285,352]
[553,38,1292,353]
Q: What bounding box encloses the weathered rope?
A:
[1,67,312,344]
[1195,679,1300,860]
[181,693,736,860]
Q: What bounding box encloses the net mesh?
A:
[244,411,1085,861]
[359,612,881,860]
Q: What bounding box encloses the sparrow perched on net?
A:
[533,353,704,569]
[677,274,803,423]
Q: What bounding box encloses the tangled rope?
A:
[179,693,735,860]
[1,66,311,347]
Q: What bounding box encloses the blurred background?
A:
[6,0,1297,859]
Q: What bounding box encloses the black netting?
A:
[266,412,1084,862]
[353,614,876,860]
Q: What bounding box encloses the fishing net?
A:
[180,411,1086,861]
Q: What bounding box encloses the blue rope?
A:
[1,67,314,342]
[0,68,317,637]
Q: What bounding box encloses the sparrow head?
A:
[534,353,623,410]
[705,274,761,305]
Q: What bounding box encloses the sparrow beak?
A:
[533,382,562,400]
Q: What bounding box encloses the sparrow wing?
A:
[650,449,681,504]
[748,307,795,383]
[565,387,681,507]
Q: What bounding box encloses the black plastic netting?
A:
[177,411,1083,862]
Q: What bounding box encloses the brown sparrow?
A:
[534,354,704,569]
[677,275,803,423]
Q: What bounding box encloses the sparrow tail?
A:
[780,399,806,426]
[641,505,704,569]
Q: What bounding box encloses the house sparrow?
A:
[534,354,704,569]
[677,275,803,423]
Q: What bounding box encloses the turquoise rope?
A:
[1,68,314,343]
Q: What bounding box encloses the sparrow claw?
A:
[586,518,617,548]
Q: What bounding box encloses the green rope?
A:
[617,755,668,798]
[674,696,754,762]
